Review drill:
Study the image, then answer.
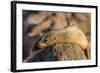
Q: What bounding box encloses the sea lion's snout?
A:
[38,42,48,48]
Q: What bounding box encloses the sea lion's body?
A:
[38,26,88,50]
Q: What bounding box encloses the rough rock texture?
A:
[53,43,87,60]
[24,43,87,62]
[84,45,91,59]
[23,35,42,60]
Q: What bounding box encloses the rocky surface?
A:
[24,43,88,62]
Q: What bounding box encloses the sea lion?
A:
[38,26,88,50]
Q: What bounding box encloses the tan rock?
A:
[53,43,87,60]
[28,18,52,37]
[51,12,68,30]
[26,11,53,25]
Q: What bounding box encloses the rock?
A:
[23,35,41,60]
[25,11,53,25]
[84,45,91,59]
[52,43,87,60]
[28,18,52,37]
[70,13,91,34]
[24,43,87,62]
[51,12,68,30]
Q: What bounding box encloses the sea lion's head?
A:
[38,32,57,48]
